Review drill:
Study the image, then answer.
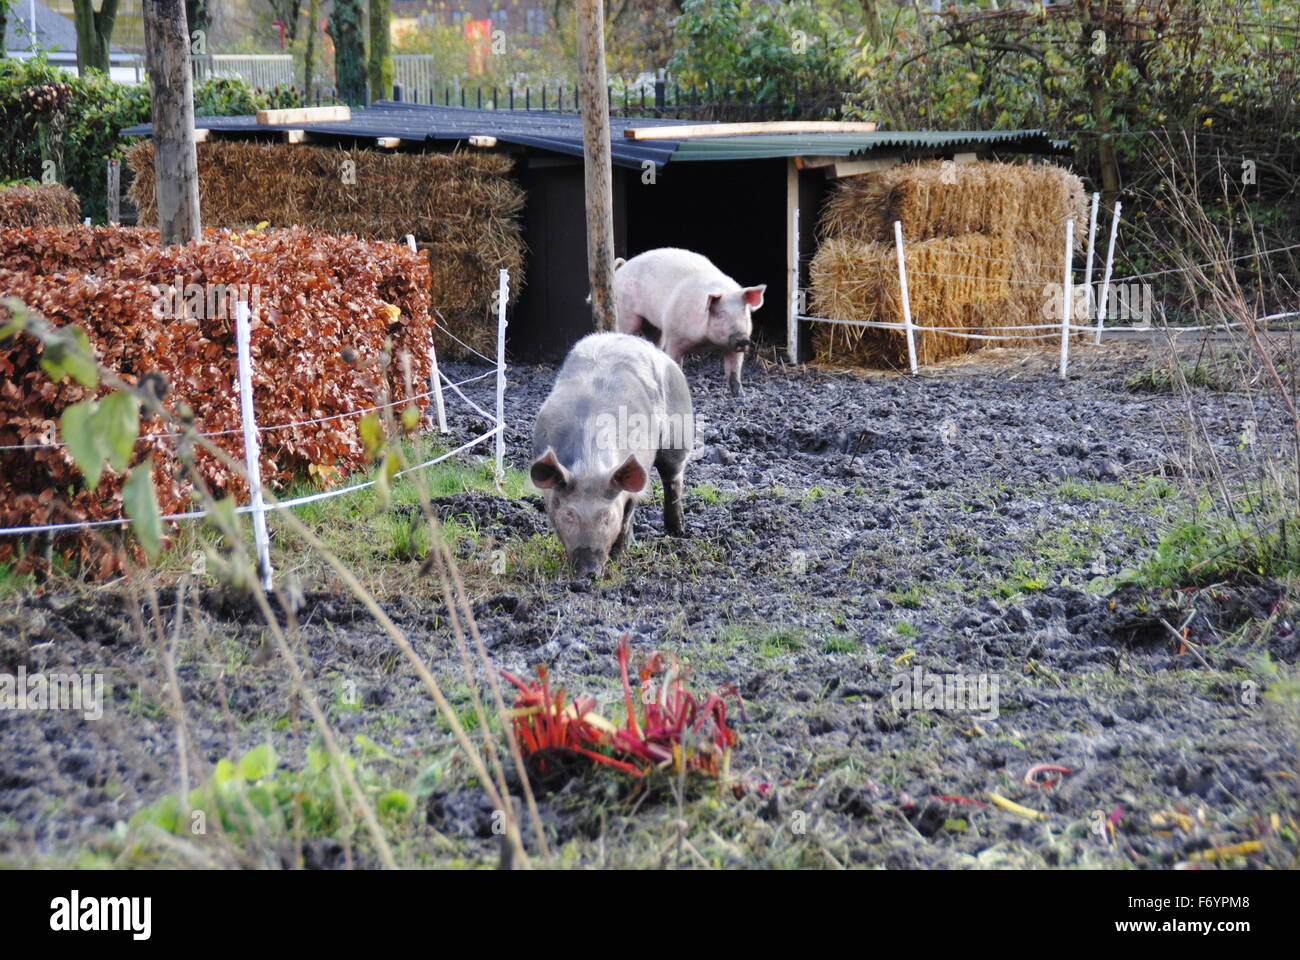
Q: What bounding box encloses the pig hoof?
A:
[728,376,742,397]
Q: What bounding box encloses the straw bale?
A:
[810,234,1014,366]
[126,140,525,357]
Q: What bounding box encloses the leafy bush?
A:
[668,0,854,116]
[0,225,432,576]
[0,56,302,222]
[192,75,301,116]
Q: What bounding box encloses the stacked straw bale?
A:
[811,159,1088,366]
[126,140,525,357]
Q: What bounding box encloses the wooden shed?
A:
[122,103,1070,360]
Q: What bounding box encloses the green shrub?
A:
[0,56,301,223]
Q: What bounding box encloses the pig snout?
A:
[728,333,753,353]
[570,547,607,579]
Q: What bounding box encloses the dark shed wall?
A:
[510,160,627,361]
[509,155,819,362]
[624,157,790,348]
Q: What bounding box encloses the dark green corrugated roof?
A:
[670,129,1070,162]
[121,104,1071,169]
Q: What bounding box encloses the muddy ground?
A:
[2,340,1297,868]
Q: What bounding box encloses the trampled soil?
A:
[2,341,1296,868]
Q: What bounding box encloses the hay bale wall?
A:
[812,159,1088,367]
[126,140,525,357]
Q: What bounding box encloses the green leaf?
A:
[59,399,105,489]
[96,390,140,472]
[400,405,420,432]
[359,412,385,460]
[41,327,98,388]
[374,450,399,508]
[238,743,279,781]
[61,327,98,388]
[377,790,413,819]
[206,496,237,536]
[213,758,238,784]
[307,747,329,774]
[122,460,163,561]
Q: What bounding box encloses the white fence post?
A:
[1059,219,1074,380]
[428,345,449,434]
[788,205,800,365]
[234,300,273,591]
[406,234,449,433]
[1083,192,1099,321]
[894,220,918,375]
[495,268,509,482]
[1095,200,1122,345]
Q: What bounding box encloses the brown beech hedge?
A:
[0,225,434,576]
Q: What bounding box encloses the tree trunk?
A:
[859,0,885,47]
[143,0,201,245]
[304,0,320,102]
[73,0,121,76]
[185,1,208,40]
[368,0,393,103]
[575,0,616,331]
[1080,9,1121,210]
[328,0,367,106]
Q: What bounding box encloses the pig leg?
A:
[723,350,745,397]
[655,457,686,537]
[612,500,637,557]
[618,311,646,337]
[662,470,685,536]
[660,336,689,365]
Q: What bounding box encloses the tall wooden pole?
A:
[143,0,200,245]
[575,0,615,331]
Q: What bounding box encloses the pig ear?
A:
[706,291,725,315]
[742,285,766,310]
[610,455,647,493]
[530,449,571,490]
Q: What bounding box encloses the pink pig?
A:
[612,248,766,396]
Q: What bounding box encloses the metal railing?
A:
[192,55,297,90]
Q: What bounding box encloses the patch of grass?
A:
[823,635,858,654]
[887,586,924,609]
[1125,362,1235,394]
[991,557,1049,598]
[505,533,569,582]
[1124,515,1300,591]
[893,620,917,637]
[690,482,723,504]
[0,562,35,598]
[800,485,831,504]
[718,623,810,657]
[1053,476,1178,506]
